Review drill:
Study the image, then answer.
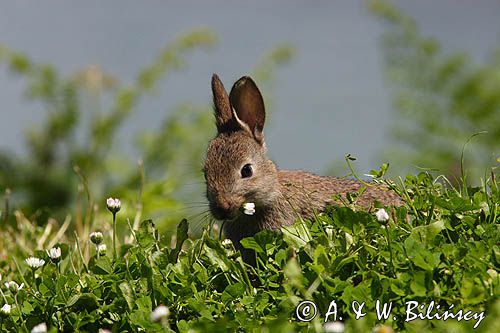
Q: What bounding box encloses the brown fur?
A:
[204,74,402,259]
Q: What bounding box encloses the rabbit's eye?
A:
[240,164,253,178]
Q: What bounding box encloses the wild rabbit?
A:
[204,74,402,261]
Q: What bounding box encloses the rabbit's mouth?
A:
[210,201,255,222]
[209,202,239,221]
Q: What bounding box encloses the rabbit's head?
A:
[204,74,280,221]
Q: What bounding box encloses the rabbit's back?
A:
[275,170,402,225]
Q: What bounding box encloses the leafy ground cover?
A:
[0,168,499,332]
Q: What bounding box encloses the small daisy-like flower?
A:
[150,304,170,322]
[375,208,389,222]
[47,247,62,263]
[324,321,345,333]
[242,202,255,215]
[221,239,233,248]
[4,281,23,293]
[106,198,121,214]
[97,244,107,256]
[90,231,104,245]
[31,322,47,333]
[25,257,45,270]
[0,303,11,315]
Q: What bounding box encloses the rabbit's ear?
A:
[212,74,236,133]
[229,76,266,144]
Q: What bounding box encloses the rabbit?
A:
[204,74,403,261]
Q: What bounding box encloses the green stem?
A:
[113,212,117,263]
[161,317,170,332]
[74,231,89,273]
[385,225,395,277]
[344,154,373,187]
[14,294,27,331]
[0,287,7,303]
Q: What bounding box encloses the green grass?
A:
[0,170,499,332]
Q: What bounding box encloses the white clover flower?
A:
[324,321,345,333]
[4,281,24,293]
[98,329,112,333]
[97,244,107,256]
[375,208,390,222]
[47,247,62,262]
[106,197,121,214]
[0,303,11,315]
[242,202,255,215]
[90,231,104,245]
[31,322,47,333]
[325,227,333,238]
[25,257,45,269]
[150,304,170,322]
[345,232,354,247]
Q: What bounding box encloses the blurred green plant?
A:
[0,30,294,242]
[369,0,500,182]
[0,29,217,227]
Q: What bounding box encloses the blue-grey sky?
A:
[1,0,499,174]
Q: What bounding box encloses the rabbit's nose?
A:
[216,197,241,219]
[218,197,231,211]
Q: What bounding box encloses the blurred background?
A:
[0,0,499,236]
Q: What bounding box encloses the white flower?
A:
[25,257,45,269]
[150,304,170,322]
[375,208,390,222]
[97,244,107,256]
[345,232,354,247]
[221,239,233,247]
[90,231,104,245]
[31,322,47,333]
[0,303,11,315]
[324,321,345,333]
[106,197,121,213]
[242,202,255,215]
[4,281,24,293]
[47,247,62,261]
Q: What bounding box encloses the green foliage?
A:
[369,0,500,182]
[0,170,498,332]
